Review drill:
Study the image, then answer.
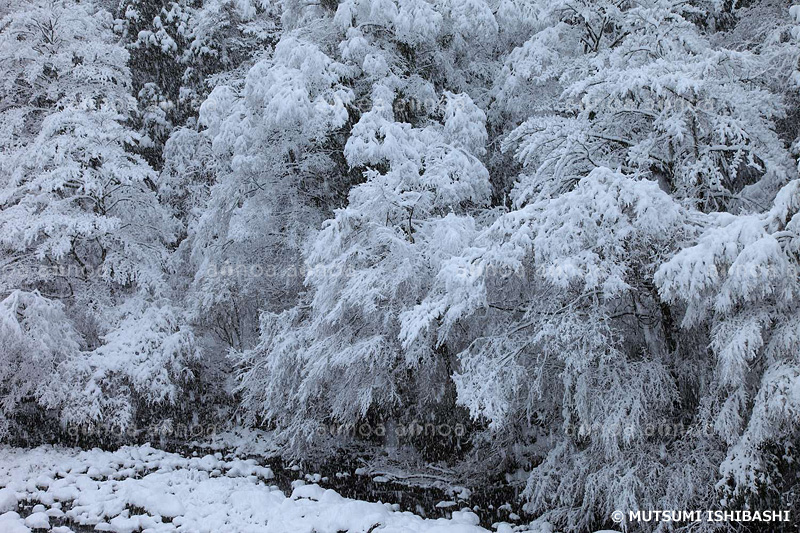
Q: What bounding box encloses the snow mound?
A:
[23,511,49,530]
[0,511,30,533]
[0,487,17,513]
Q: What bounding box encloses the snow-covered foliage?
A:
[399,167,702,528]
[1,0,799,529]
[657,178,800,510]
[55,301,200,433]
[0,291,80,438]
[227,0,499,452]
[496,0,793,212]
[118,0,278,162]
[0,0,195,437]
[236,85,491,450]
[176,33,355,353]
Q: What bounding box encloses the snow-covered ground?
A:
[0,445,558,533]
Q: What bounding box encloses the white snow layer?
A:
[0,445,575,533]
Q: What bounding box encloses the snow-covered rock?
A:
[0,487,17,513]
[290,483,326,500]
[452,510,481,525]
[0,511,30,533]
[126,489,185,518]
[23,511,49,530]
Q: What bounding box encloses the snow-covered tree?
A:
[0,0,193,438]
[401,167,705,525]
[397,0,799,527]
[177,0,278,112]
[55,299,199,434]
[119,0,277,164]
[495,0,793,212]
[117,0,185,163]
[0,290,81,439]
[175,33,355,354]
[657,178,800,512]
[230,0,502,454]
[237,86,491,453]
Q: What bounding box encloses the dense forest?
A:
[1,0,799,531]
